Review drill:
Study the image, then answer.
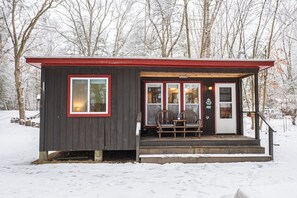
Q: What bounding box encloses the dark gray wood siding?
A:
[40,66,140,151]
[40,65,258,152]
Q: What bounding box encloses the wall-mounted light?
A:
[208,86,213,91]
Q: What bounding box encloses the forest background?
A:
[0,0,296,125]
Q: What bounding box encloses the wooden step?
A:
[139,145,265,155]
[140,154,272,164]
[140,138,260,147]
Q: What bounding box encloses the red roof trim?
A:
[26,57,274,70]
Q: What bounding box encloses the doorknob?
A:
[206,116,209,120]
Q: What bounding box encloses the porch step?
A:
[140,154,272,164]
[139,145,265,155]
[140,138,260,147]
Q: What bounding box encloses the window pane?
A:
[220,103,232,118]
[167,84,179,117]
[147,105,162,125]
[147,85,162,104]
[184,83,200,118]
[168,84,179,104]
[72,79,88,112]
[220,87,232,102]
[146,84,162,125]
[90,79,107,112]
[184,84,199,104]
[185,105,199,117]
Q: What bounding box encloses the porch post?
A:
[239,79,244,135]
[254,72,260,140]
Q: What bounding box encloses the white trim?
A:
[145,83,163,126]
[183,83,201,119]
[215,83,237,134]
[70,77,109,115]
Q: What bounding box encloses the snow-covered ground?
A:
[0,111,297,198]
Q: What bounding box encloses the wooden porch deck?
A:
[139,135,271,163]
[140,135,260,147]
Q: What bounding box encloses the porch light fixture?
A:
[179,75,188,79]
[208,86,213,91]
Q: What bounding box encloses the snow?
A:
[234,183,297,198]
[1,111,297,198]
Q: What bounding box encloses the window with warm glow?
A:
[184,83,201,118]
[68,75,111,117]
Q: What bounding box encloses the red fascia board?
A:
[26,57,274,70]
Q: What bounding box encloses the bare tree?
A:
[200,0,223,58]
[111,0,139,57]
[1,0,61,120]
[57,0,114,56]
[146,0,185,57]
[184,0,191,58]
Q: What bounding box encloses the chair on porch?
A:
[178,110,203,137]
[156,110,174,138]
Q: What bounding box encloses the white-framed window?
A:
[68,75,111,117]
[183,83,201,119]
[145,83,163,125]
[166,83,180,117]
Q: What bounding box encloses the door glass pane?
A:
[72,79,88,112]
[220,103,232,118]
[167,84,179,116]
[147,105,162,125]
[90,79,107,112]
[147,86,162,104]
[220,87,232,102]
[184,83,200,117]
[146,84,162,125]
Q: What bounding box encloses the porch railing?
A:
[257,111,276,160]
[136,112,142,162]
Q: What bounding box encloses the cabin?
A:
[26,57,275,163]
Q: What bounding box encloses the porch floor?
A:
[140,135,260,147]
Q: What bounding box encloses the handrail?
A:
[257,112,276,131]
[257,111,276,160]
[135,112,142,162]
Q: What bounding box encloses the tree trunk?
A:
[184,0,191,58]
[14,57,25,120]
[260,0,279,129]
[200,0,210,58]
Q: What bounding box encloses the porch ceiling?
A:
[140,71,250,78]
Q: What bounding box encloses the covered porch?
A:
[136,59,275,163]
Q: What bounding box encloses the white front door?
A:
[215,83,236,134]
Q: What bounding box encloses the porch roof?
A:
[26,56,274,71]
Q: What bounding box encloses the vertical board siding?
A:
[115,67,124,150]
[46,69,55,150]
[122,68,130,149]
[39,69,46,151]
[59,69,67,151]
[53,69,61,150]
[42,66,140,151]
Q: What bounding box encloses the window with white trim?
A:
[184,83,201,119]
[166,83,180,116]
[146,83,163,125]
[69,75,111,117]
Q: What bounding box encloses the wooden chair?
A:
[178,110,203,137]
[156,110,174,138]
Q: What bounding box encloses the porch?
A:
[136,110,274,163]
[138,135,270,163]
